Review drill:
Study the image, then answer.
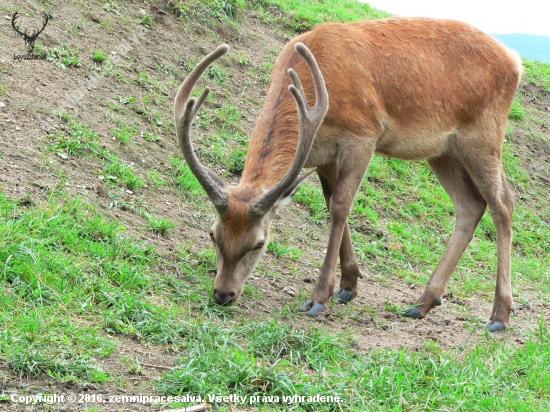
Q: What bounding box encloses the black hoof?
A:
[358,271,364,279]
[300,301,326,316]
[400,306,424,319]
[336,290,356,304]
[487,321,506,332]
[299,300,314,312]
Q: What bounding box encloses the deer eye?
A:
[253,240,265,251]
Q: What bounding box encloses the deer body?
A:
[175,18,522,332]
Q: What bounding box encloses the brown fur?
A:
[175,17,522,330]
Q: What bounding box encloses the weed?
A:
[100,20,113,34]
[48,44,81,68]
[146,170,166,187]
[112,122,137,145]
[146,215,177,237]
[32,41,47,59]
[137,72,149,87]
[141,131,163,142]
[509,97,526,120]
[159,64,182,79]
[93,50,109,63]
[103,1,125,15]
[206,66,228,86]
[124,357,145,375]
[102,155,145,191]
[48,122,101,158]
[140,14,155,28]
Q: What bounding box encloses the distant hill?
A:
[492,33,550,63]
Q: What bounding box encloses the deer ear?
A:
[273,169,315,209]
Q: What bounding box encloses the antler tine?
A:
[174,45,230,214]
[251,42,329,217]
[37,12,49,36]
[11,11,26,36]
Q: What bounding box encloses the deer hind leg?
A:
[402,155,487,320]
[461,151,514,332]
[301,144,374,315]
[317,162,364,304]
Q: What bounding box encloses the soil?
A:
[0,1,549,411]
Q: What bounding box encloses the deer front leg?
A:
[301,147,373,315]
[317,163,363,304]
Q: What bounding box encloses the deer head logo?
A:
[11,11,50,54]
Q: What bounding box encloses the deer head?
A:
[11,11,50,54]
[174,43,328,305]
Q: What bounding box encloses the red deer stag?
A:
[174,18,522,332]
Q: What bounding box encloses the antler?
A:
[33,12,50,39]
[11,11,49,51]
[11,11,26,37]
[174,45,230,214]
[251,42,329,217]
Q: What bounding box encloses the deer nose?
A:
[213,289,235,306]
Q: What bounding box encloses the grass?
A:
[112,121,137,145]
[510,97,526,121]
[1,0,549,410]
[157,317,550,411]
[1,189,548,409]
[47,121,101,158]
[140,14,155,28]
[170,0,245,23]
[0,194,154,380]
[524,59,550,91]
[93,50,109,63]
[102,153,145,191]
[47,44,81,68]
[146,215,177,237]
[253,0,389,32]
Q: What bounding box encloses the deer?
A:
[11,11,50,54]
[174,17,522,332]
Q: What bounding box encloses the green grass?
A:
[1,0,549,409]
[1,188,548,409]
[47,44,81,68]
[524,60,550,92]
[146,215,177,237]
[0,194,156,379]
[93,50,109,63]
[102,153,145,191]
[140,14,155,28]
[253,0,389,31]
[157,317,550,411]
[112,121,137,145]
[47,121,102,158]
[509,97,526,121]
[171,0,245,23]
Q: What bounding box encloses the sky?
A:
[364,0,550,37]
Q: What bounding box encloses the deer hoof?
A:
[300,301,326,316]
[400,306,424,319]
[358,271,364,279]
[299,300,314,312]
[486,321,506,332]
[336,290,356,304]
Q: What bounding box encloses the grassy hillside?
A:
[0,1,549,411]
